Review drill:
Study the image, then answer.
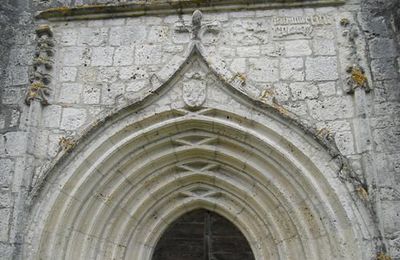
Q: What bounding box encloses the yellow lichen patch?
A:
[351,67,367,87]
[27,82,45,99]
[30,81,46,90]
[95,192,113,205]
[377,252,392,260]
[45,6,71,15]
[272,103,289,117]
[340,17,350,26]
[236,72,246,82]
[356,186,368,201]
[259,88,274,102]
[316,128,331,139]
[59,136,76,152]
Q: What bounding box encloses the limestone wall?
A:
[0,0,399,259]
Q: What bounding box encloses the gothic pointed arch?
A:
[23,39,379,260]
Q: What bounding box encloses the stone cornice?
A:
[36,0,345,21]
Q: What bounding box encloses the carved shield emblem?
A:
[182,79,206,109]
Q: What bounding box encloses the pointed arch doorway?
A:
[152,209,255,260]
[23,44,378,260]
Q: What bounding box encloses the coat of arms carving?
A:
[182,72,207,109]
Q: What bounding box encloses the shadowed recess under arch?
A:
[152,209,255,260]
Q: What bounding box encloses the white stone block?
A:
[77,28,109,46]
[306,56,338,81]
[312,39,336,56]
[135,45,162,65]
[290,82,318,100]
[114,46,135,66]
[59,83,82,104]
[109,26,147,46]
[318,81,336,96]
[4,132,27,156]
[237,46,260,57]
[248,58,279,82]
[62,47,86,66]
[307,97,353,120]
[91,47,114,66]
[83,85,101,105]
[280,57,304,81]
[42,105,62,128]
[284,40,312,57]
[0,159,13,186]
[61,108,87,130]
[148,26,169,43]
[59,67,78,82]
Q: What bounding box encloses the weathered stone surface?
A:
[284,40,312,57]
[280,57,304,81]
[91,47,114,66]
[60,108,87,130]
[0,1,399,259]
[0,159,13,186]
[59,83,82,103]
[290,82,318,100]
[135,44,162,65]
[306,56,338,81]
[308,97,353,120]
[248,58,279,82]
[113,46,135,66]
[59,67,78,82]
[42,105,62,128]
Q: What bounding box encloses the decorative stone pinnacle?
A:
[26,24,54,106]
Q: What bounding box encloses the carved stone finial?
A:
[174,9,220,41]
[192,10,203,39]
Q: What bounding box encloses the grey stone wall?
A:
[360,0,400,257]
[0,0,399,259]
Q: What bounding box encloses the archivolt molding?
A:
[24,106,377,259]
[24,31,379,260]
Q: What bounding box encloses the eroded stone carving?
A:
[25,24,54,105]
[182,71,207,109]
[272,14,331,39]
[345,65,370,93]
[174,9,221,41]
[340,18,370,94]
[59,136,76,152]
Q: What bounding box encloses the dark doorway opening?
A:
[152,209,255,260]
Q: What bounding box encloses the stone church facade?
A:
[0,0,399,259]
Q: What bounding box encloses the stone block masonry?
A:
[0,0,398,259]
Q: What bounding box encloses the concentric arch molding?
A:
[36,0,345,21]
[21,36,382,259]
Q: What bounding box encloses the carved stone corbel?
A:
[25,24,54,105]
